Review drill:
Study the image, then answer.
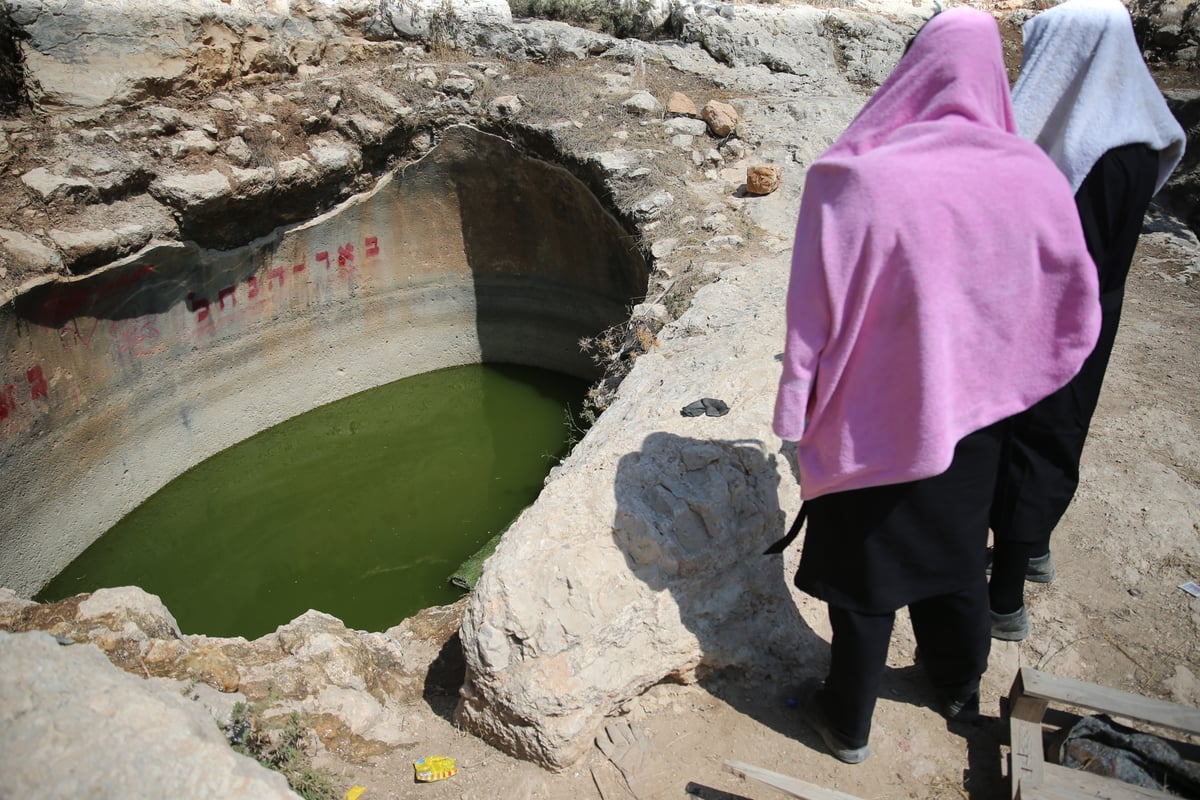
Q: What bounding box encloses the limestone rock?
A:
[671,3,913,88]
[46,196,177,272]
[440,74,478,98]
[745,164,782,195]
[632,190,674,222]
[0,630,300,800]
[488,95,524,117]
[1162,90,1200,235]
[371,0,512,40]
[667,91,698,117]
[622,91,663,116]
[665,116,709,137]
[0,228,63,272]
[21,167,98,204]
[701,100,738,137]
[1131,0,1200,65]
[593,149,641,178]
[169,129,220,159]
[150,169,234,211]
[0,586,468,762]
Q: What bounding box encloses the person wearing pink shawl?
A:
[772,8,1100,763]
[987,0,1187,643]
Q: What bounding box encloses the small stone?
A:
[622,91,663,116]
[702,100,739,137]
[666,91,698,117]
[488,95,523,117]
[440,76,476,98]
[745,164,782,195]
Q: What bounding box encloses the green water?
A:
[37,364,587,638]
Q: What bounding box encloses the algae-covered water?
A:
[37,363,587,638]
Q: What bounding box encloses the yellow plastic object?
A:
[413,755,458,782]
[344,787,366,800]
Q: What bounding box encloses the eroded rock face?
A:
[8,0,512,110]
[1130,0,1200,66]
[0,586,468,765]
[0,629,301,799]
[1162,90,1200,234]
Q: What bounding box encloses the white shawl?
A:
[1012,0,1186,194]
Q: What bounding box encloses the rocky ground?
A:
[1,1,1198,798]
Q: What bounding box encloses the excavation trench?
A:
[0,125,648,633]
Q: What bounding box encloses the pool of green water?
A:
[37,363,587,638]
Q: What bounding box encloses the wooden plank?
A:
[1043,763,1179,800]
[723,760,867,800]
[1017,783,1113,800]
[1011,717,1047,800]
[1009,670,1051,800]
[1019,668,1200,737]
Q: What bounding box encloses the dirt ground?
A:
[298,226,1200,800]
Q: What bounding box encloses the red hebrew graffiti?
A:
[293,263,305,274]
[248,277,260,299]
[268,267,286,289]
[316,251,331,270]
[110,318,160,360]
[0,384,15,421]
[337,243,355,267]
[218,287,237,310]
[60,319,100,350]
[187,292,211,322]
[365,236,379,257]
[27,366,48,401]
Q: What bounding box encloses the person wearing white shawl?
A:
[988,0,1187,641]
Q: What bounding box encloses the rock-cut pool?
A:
[36,363,588,638]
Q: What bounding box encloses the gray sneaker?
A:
[812,710,871,765]
[991,606,1030,641]
[984,549,1057,583]
[1026,552,1056,583]
[798,680,871,764]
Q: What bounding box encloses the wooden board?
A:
[1019,668,1200,737]
[723,760,866,800]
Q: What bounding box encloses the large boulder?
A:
[0,629,301,799]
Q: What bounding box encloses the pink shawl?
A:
[773,8,1101,499]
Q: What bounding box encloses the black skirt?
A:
[990,143,1159,548]
[795,422,1004,614]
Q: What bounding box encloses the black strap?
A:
[763,503,807,555]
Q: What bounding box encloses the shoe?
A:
[985,548,1056,584]
[1025,552,1056,583]
[941,690,981,724]
[798,681,871,764]
[990,606,1030,641]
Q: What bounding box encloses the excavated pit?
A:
[0,125,648,606]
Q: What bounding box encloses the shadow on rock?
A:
[611,431,824,739]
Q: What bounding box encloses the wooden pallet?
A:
[1007,666,1200,800]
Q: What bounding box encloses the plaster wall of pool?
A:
[0,125,647,602]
